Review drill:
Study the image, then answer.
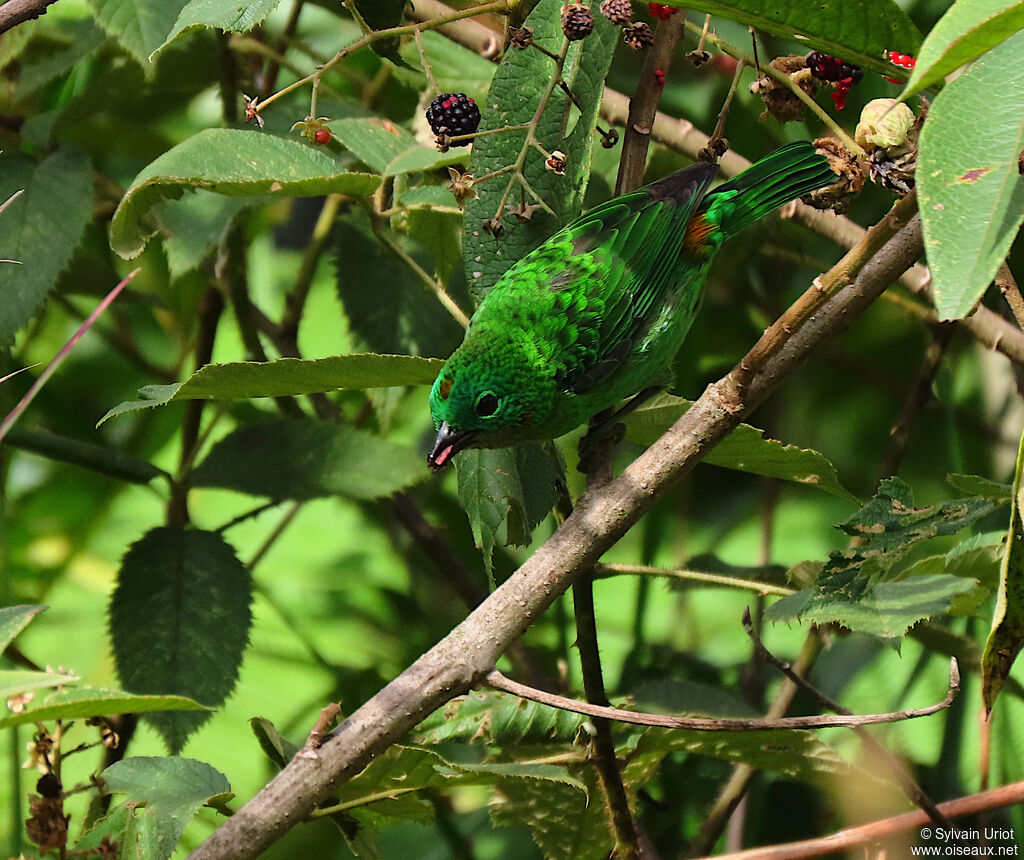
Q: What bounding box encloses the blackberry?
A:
[426,93,480,145]
[599,0,633,25]
[623,20,654,50]
[561,3,595,41]
[806,51,862,84]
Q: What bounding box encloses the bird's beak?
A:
[428,422,475,471]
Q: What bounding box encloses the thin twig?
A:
[414,29,441,96]
[995,262,1024,330]
[742,609,952,829]
[595,562,792,596]
[486,657,959,731]
[706,780,1024,860]
[572,578,641,860]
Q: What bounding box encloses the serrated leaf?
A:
[455,442,564,577]
[654,0,920,75]
[193,419,428,500]
[87,0,190,67]
[491,767,609,860]
[110,528,253,752]
[158,0,283,57]
[413,690,587,746]
[463,0,617,300]
[101,757,232,860]
[0,148,93,346]
[901,0,1024,99]
[99,354,443,424]
[766,477,998,638]
[0,669,81,698]
[626,394,857,501]
[918,29,1024,321]
[109,129,380,258]
[634,725,890,791]
[983,428,1024,713]
[331,118,465,176]
[0,686,206,730]
[0,604,46,652]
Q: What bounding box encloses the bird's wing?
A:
[554,161,719,394]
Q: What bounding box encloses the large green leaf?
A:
[99,354,444,424]
[463,0,618,300]
[157,191,256,279]
[0,686,206,730]
[192,419,428,500]
[455,442,564,578]
[655,0,921,75]
[625,394,856,501]
[983,428,1024,714]
[0,148,93,346]
[917,29,1024,320]
[158,0,284,56]
[109,527,253,752]
[87,0,190,67]
[901,0,1024,99]
[93,757,232,860]
[767,477,999,639]
[109,129,380,258]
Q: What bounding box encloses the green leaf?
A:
[157,191,256,279]
[455,442,564,578]
[109,129,380,258]
[249,716,300,769]
[634,725,890,791]
[0,686,207,730]
[331,118,465,176]
[4,426,168,484]
[0,668,80,698]
[766,477,998,638]
[353,0,407,64]
[193,419,428,500]
[397,30,496,99]
[983,428,1024,713]
[917,29,1024,321]
[0,604,46,652]
[158,0,283,56]
[625,394,857,501]
[99,354,443,424]
[463,0,617,300]
[901,0,1024,99]
[413,690,587,746]
[87,0,190,67]
[654,0,921,75]
[335,210,464,358]
[0,148,93,346]
[947,472,1014,501]
[109,527,253,752]
[101,756,232,860]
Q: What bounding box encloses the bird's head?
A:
[427,336,551,470]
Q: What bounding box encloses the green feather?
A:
[427,142,836,469]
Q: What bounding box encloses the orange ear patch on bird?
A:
[683,212,716,251]
[438,376,453,399]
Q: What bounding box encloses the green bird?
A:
[428,141,835,470]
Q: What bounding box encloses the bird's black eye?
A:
[475,393,499,417]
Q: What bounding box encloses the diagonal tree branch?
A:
[0,0,61,36]
[188,188,926,860]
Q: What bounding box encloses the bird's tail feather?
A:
[704,142,835,238]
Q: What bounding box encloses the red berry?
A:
[313,128,331,145]
[653,68,666,86]
[648,3,677,20]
